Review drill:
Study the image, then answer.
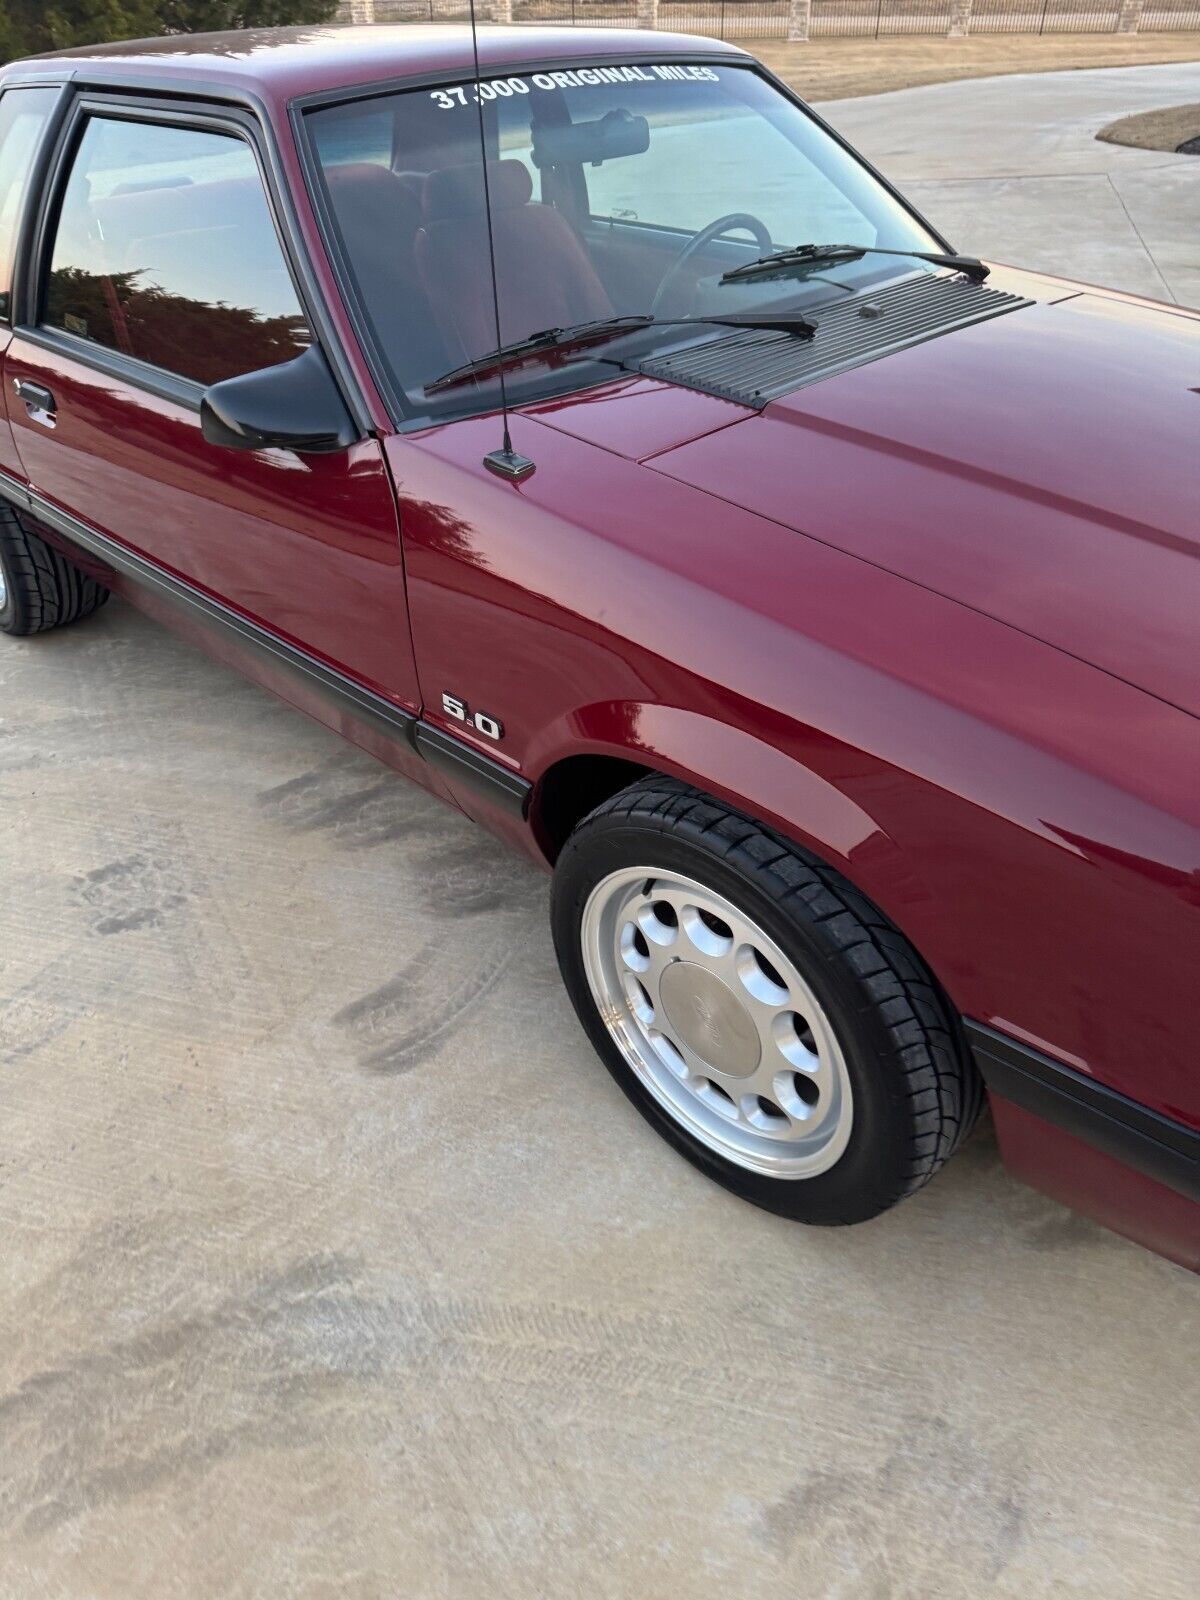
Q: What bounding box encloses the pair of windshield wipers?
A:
[426,241,989,394]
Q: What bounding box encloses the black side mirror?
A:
[200,345,356,455]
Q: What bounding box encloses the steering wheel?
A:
[650,212,774,318]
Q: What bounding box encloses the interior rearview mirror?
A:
[531,108,650,170]
[200,345,356,455]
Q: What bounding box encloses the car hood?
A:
[648,282,1200,717]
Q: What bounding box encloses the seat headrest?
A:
[111,175,194,197]
[325,162,423,236]
[422,159,533,223]
[91,176,264,241]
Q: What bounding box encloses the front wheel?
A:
[551,777,982,1225]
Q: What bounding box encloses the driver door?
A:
[6,97,421,715]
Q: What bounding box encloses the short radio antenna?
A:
[467,0,536,483]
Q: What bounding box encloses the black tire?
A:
[0,499,110,636]
[551,776,983,1225]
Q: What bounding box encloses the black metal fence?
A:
[344,0,1200,32]
[662,1,788,37]
[1141,0,1200,25]
[967,0,1120,30]
[810,0,954,33]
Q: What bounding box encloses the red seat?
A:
[322,162,446,391]
[415,159,612,367]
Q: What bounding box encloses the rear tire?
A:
[0,500,110,636]
[552,776,983,1225]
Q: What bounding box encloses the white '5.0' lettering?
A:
[442,693,503,741]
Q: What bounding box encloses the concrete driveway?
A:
[823,60,1200,306]
[2,64,1198,1600]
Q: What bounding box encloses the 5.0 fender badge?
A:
[441,692,503,741]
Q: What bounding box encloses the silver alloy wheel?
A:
[0,561,6,609]
[581,867,854,1179]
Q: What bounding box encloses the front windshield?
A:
[305,63,939,423]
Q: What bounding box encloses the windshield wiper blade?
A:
[720,242,989,286]
[425,311,816,395]
[425,317,657,394]
[425,245,986,394]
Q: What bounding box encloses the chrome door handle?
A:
[13,378,56,421]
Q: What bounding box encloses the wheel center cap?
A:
[658,962,761,1078]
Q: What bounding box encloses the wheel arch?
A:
[527,703,939,961]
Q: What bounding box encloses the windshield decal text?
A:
[430,64,720,109]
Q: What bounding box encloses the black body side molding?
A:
[415,723,530,815]
[0,469,531,820]
[966,1018,1200,1205]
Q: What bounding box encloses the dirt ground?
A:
[1097,98,1200,146]
[757,31,1200,100]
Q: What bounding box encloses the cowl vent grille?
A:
[637,273,1034,409]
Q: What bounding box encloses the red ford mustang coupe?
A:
[0,26,1196,1266]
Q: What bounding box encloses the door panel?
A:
[7,336,416,702]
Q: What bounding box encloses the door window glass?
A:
[43,116,311,386]
[0,87,58,320]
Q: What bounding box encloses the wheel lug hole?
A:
[773,1010,820,1070]
[681,903,734,957]
[621,922,652,973]
[771,1068,820,1121]
[636,899,679,948]
[792,1073,819,1108]
[740,1094,789,1131]
[736,944,790,1006]
[622,973,654,1026]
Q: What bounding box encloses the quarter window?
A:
[43,116,311,387]
[0,87,58,321]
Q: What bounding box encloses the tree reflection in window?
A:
[46,265,311,388]
[42,115,312,389]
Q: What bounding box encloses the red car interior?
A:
[323,161,445,384]
[416,158,613,360]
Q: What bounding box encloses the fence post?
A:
[787,0,811,41]
[492,0,514,19]
[637,0,660,27]
[947,0,973,34]
[1116,0,1144,30]
[348,0,376,22]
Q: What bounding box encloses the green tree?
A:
[154,3,340,27]
[0,0,338,64]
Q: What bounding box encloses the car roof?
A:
[6,24,750,105]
